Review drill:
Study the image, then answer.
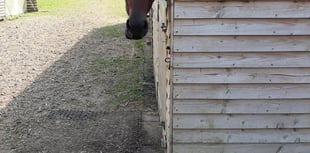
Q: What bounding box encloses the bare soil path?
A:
[0,1,160,152]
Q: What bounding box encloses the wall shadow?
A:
[0,23,152,153]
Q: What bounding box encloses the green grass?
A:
[37,0,87,11]
[94,24,124,38]
[25,0,127,18]
[91,55,145,109]
[5,16,20,21]
[25,0,88,16]
[101,0,127,18]
[20,0,145,110]
[134,40,145,50]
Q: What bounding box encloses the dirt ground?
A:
[0,2,159,153]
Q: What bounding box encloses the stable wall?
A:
[152,0,173,152]
[153,0,310,152]
[0,0,37,20]
[5,0,25,17]
[171,0,310,153]
[0,0,5,19]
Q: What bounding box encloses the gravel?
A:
[0,6,153,152]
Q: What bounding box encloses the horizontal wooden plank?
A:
[173,99,310,114]
[174,129,310,143]
[173,144,310,153]
[174,114,310,129]
[175,0,310,2]
[173,53,310,68]
[175,1,310,19]
[175,0,284,1]
[174,19,310,35]
[174,84,310,99]
[174,36,310,52]
[173,68,310,84]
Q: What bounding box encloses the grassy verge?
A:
[25,0,127,18]
[90,52,146,110]
[22,0,146,111]
[94,24,125,38]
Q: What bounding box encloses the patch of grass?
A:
[100,0,127,18]
[90,56,145,109]
[134,40,145,50]
[92,58,124,73]
[37,0,84,11]
[114,81,144,100]
[5,16,20,21]
[24,0,89,16]
[94,24,124,38]
[24,0,127,18]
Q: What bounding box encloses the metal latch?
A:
[161,23,167,32]
[164,57,171,63]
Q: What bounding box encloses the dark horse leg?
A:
[125,0,154,39]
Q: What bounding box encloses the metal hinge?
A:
[165,46,171,70]
[161,123,167,148]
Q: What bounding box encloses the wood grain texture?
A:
[158,0,310,151]
[174,84,310,99]
[153,1,173,152]
[174,114,310,129]
[174,19,310,35]
[173,52,310,68]
[173,99,310,114]
[173,144,310,153]
[173,68,310,83]
[175,1,310,18]
[174,36,310,52]
[173,129,310,143]
[153,0,169,123]
[0,0,4,18]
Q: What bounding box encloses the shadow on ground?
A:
[0,23,157,153]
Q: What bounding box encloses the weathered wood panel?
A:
[175,1,310,19]
[174,84,310,99]
[174,100,310,114]
[153,0,169,123]
[0,0,5,19]
[152,1,165,121]
[174,19,310,35]
[174,53,310,68]
[174,68,310,84]
[5,0,26,16]
[173,144,310,153]
[174,129,310,143]
[174,36,310,52]
[171,0,310,152]
[174,114,310,129]
[153,0,173,152]
[26,0,38,12]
